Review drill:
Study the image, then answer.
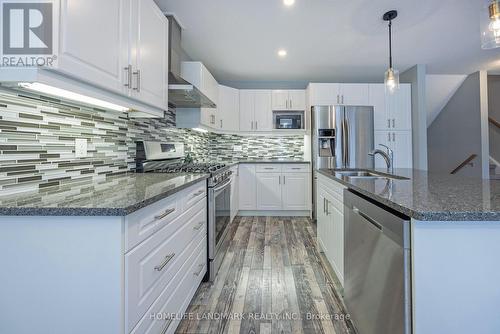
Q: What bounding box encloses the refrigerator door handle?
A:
[344,117,350,167]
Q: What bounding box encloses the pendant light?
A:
[481,0,500,49]
[383,10,399,94]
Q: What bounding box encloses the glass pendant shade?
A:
[481,0,500,49]
[385,68,400,94]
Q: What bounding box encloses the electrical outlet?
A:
[233,145,242,152]
[75,138,88,158]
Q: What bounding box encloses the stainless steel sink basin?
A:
[334,170,410,180]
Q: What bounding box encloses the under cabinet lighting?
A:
[17,82,130,112]
[192,127,209,133]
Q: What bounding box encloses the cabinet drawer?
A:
[125,194,182,252]
[282,164,310,173]
[125,199,207,332]
[183,182,206,210]
[256,164,282,173]
[130,235,207,334]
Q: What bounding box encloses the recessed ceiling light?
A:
[283,0,295,6]
[278,49,288,58]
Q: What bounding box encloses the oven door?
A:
[208,178,232,260]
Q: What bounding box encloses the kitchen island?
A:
[317,168,500,334]
[0,172,209,334]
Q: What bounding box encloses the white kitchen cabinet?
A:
[282,173,310,210]
[239,90,272,132]
[129,0,169,109]
[241,164,311,213]
[272,90,306,110]
[217,85,240,131]
[316,173,345,285]
[339,84,369,105]
[369,84,412,131]
[308,83,368,106]
[238,164,257,210]
[374,130,413,169]
[57,0,128,94]
[256,173,282,210]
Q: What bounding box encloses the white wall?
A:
[426,74,467,126]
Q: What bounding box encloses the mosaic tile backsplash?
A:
[0,89,304,195]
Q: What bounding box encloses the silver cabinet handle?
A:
[160,318,173,334]
[286,99,288,109]
[264,167,274,170]
[388,132,391,142]
[392,118,395,128]
[283,176,285,184]
[220,119,223,128]
[323,198,326,213]
[191,190,204,199]
[251,121,253,130]
[278,175,281,184]
[291,167,301,170]
[392,132,396,142]
[341,95,344,104]
[290,99,293,109]
[154,253,175,271]
[154,208,175,221]
[325,199,330,215]
[387,119,391,128]
[336,95,339,104]
[194,263,204,276]
[255,121,258,130]
[132,69,141,92]
[193,221,204,231]
[124,65,132,88]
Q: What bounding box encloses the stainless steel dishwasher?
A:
[344,190,411,334]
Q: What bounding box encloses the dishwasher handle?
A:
[353,206,383,231]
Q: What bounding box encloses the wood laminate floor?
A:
[176,216,356,334]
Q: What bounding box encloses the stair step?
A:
[491,174,500,180]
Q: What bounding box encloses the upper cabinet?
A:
[56,0,169,111]
[369,84,412,131]
[307,83,368,106]
[239,90,272,132]
[217,85,240,131]
[272,90,306,111]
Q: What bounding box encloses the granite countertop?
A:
[236,160,310,164]
[318,168,500,221]
[0,173,209,216]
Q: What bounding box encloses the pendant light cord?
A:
[388,20,393,69]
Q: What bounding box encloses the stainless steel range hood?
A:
[167,16,216,108]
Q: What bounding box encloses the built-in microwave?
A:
[273,111,304,129]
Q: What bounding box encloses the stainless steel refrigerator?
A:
[311,105,374,219]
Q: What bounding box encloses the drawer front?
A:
[318,182,344,214]
[125,199,207,332]
[183,181,207,210]
[255,164,282,173]
[125,195,182,252]
[282,164,310,173]
[130,235,207,334]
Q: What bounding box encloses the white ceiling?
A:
[156,0,500,83]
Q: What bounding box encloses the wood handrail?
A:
[489,117,500,129]
[451,154,478,174]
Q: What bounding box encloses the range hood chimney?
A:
[166,16,216,108]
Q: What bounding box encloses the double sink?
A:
[334,170,410,181]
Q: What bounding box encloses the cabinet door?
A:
[218,85,240,131]
[200,108,215,128]
[308,83,340,105]
[282,173,310,210]
[369,84,390,131]
[239,90,254,132]
[256,173,282,210]
[389,84,412,131]
[57,0,127,94]
[374,131,391,169]
[254,91,272,132]
[329,200,344,282]
[238,165,256,210]
[340,84,369,105]
[316,189,329,253]
[131,0,169,109]
[289,90,306,111]
[230,167,239,222]
[392,131,413,168]
[271,90,289,110]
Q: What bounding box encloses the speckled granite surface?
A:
[318,168,500,221]
[236,160,310,164]
[0,173,209,216]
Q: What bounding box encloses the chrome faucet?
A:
[369,144,394,173]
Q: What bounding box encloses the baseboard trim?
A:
[238,210,311,217]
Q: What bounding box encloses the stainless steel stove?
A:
[135,141,233,281]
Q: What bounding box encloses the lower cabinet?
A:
[239,163,311,213]
[229,165,239,222]
[317,173,346,286]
